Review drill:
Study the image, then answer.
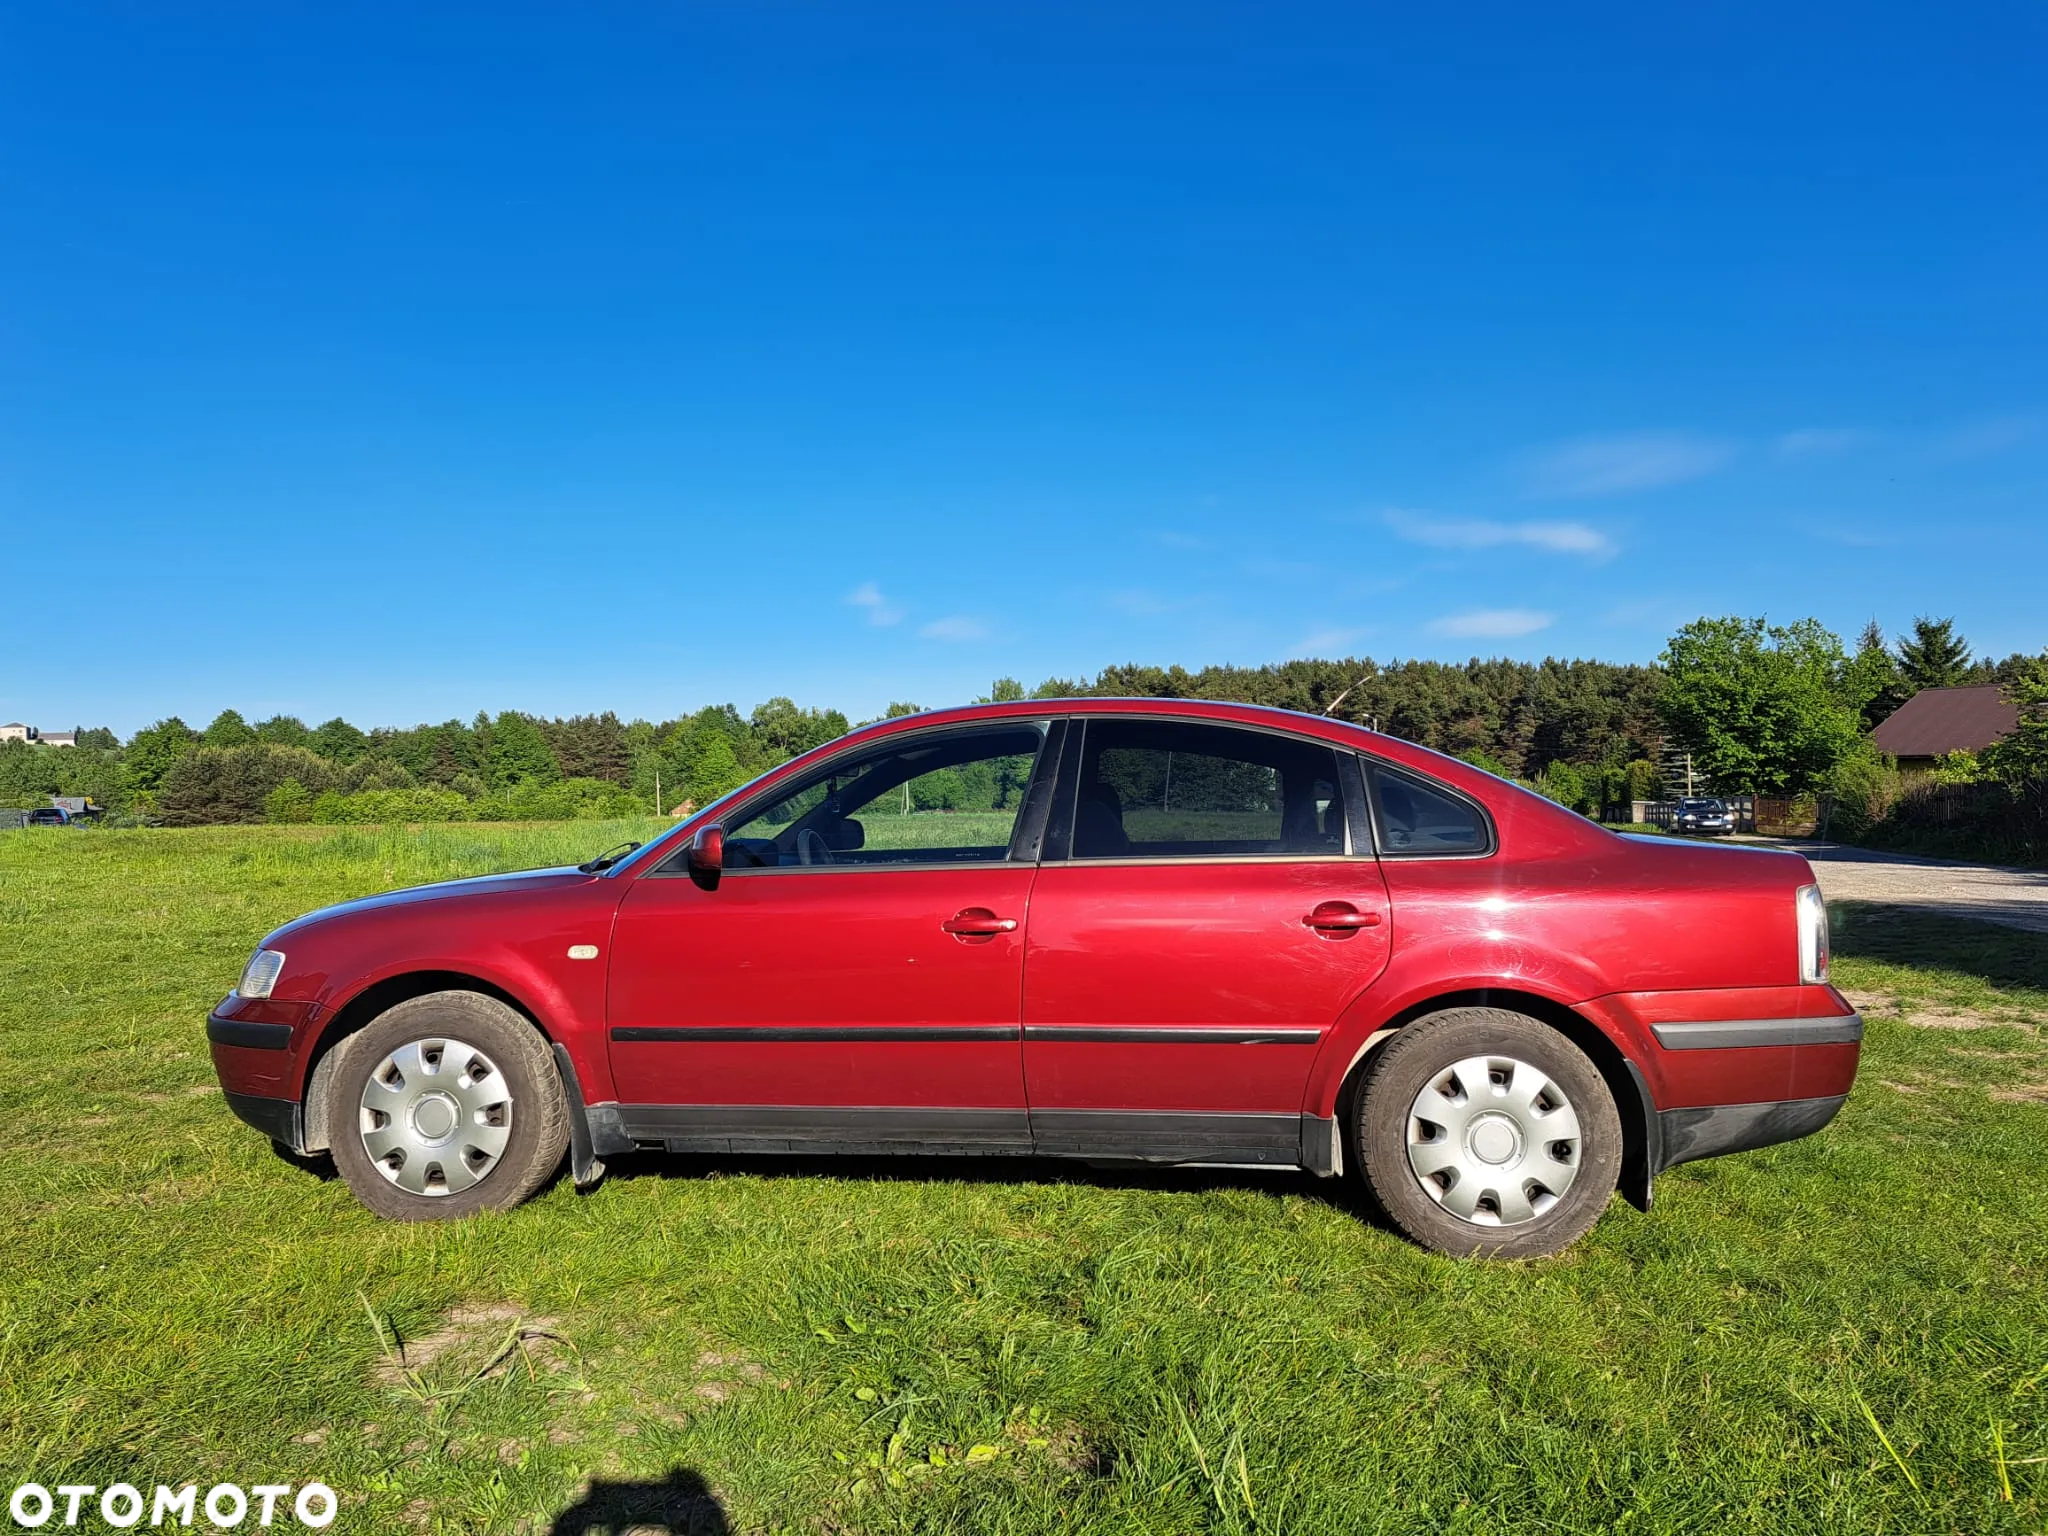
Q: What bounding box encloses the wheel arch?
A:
[1330,986,1656,1212]
[300,970,556,1153]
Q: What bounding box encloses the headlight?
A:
[1796,885,1829,984]
[236,948,286,999]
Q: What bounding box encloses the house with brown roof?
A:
[1871,684,2019,773]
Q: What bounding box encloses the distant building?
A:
[0,724,77,747]
[1871,684,2019,773]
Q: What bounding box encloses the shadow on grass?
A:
[549,1467,728,1535]
[1832,900,2048,993]
[595,1145,1395,1230]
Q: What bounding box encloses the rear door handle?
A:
[942,908,1019,937]
[1303,902,1382,932]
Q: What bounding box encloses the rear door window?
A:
[1065,719,1348,859]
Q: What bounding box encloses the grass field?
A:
[3,825,2046,1534]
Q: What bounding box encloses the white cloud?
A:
[1383,509,1614,558]
[1524,432,1734,498]
[1291,627,1367,657]
[846,581,903,627]
[1426,608,1554,639]
[919,615,988,642]
[1936,416,2038,461]
[1776,428,1867,459]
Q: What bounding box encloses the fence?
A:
[1752,796,1819,837]
[1842,778,2048,864]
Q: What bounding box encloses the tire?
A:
[1352,1007,1621,1259]
[326,991,568,1221]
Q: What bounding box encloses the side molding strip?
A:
[1024,1026,1321,1046]
[1651,1014,1863,1051]
[612,1026,1022,1043]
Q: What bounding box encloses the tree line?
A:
[0,617,2038,832]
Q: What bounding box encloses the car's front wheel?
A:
[326,991,568,1221]
[1353,1007,1621,1258]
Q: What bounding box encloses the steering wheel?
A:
[796,827,836,866]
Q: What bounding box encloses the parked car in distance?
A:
[208,699,1859,1258]
[25,807,70,827]
[1672,797,1735,836]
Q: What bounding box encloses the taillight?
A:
[1796,884,1829,984]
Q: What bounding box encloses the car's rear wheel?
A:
[326,992,567,1221]
[1353,1007,1621,1258]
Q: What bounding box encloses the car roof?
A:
[848,695,1380,742]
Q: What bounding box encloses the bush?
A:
[1456,749,1513,779]
[1817,741,1899,839]
[472,777,644,822]
[1536,760,1591,813]
[309,787,472,824]
[264,779,315,824]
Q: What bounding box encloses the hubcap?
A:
[1405,1055,1581,1227]
[357,1037,513,1197]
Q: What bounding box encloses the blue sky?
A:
[3,4,2044,734]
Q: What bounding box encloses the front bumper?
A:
[210,997,320,1149]
[224,1090,304,1151]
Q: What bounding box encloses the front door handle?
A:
[942,908,1019,937]
[1303,901,1382,933]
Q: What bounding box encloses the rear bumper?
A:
[1655,1091,1848,1173]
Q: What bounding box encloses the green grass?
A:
[3,826,2046,1533]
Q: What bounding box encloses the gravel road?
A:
[1763,840,2048,935]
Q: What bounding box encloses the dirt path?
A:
[1761,839,2048,935]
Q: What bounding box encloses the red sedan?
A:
[208,699,1858,1258]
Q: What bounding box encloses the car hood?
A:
[265,866,600,942]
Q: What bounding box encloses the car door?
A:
[605,719,1058,1153]
[1021,716,1393,1164]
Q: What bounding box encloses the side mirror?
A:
[687,824,724,890]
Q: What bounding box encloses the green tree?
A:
[124,717,201,792]
[977,678,1027,703]
[1842,619,1909,729]
[309,717,370,763]
[202,709,258,748]
[487,711,561,790]
[159,745,335,825]
[253,714,312,747]
[0,740,60,808]
[1896,616,1974,691]
[683,732,746,806]
[1657,616,1861,794]
[749,698,848,761]
[1984,652,2048,787]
